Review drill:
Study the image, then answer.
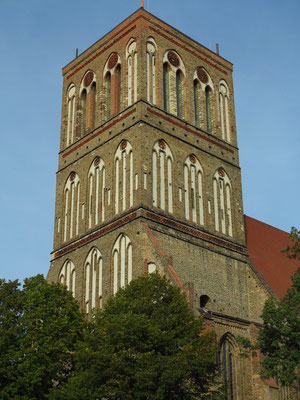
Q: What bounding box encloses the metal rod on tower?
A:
[216,43,219,55]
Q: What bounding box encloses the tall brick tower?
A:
[47,8,294,399]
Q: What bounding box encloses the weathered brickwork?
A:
[47,8,297,399]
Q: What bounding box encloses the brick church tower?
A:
[47,8,296,399]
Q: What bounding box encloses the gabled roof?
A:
[245,215,299,298]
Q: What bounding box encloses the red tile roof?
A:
[244,215,299,298]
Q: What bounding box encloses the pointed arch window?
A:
[194,67,214,133]
[205,86,212,133]
[112,234,132,294]
[127,39,137,106]
[63,172,80,242]
[152,140,173,214]
[104,53,121,119]
[85,247,103,314]
[219,80,230,142]
[88,157,105,229]
[213,168,232,236]
[80,71,96,136]
[163,50,185,118]
[66,84,76,147]
[184,155,204,225]
[115,140,133,214]
[59,260,76,297]
[146,37,156,104]
[193,80,200,128]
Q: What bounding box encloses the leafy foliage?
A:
[54,273,220,400]
[0,275,85,400]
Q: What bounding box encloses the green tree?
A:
[257,227,300,386]
[0,275,86,400]
[55,273,220,400]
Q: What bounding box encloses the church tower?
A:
[47,8,292,399]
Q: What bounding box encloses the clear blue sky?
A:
[1,0,299,282]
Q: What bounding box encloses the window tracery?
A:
[213,168,232,236]
[84,247,103,313]
[184,155,204,225]
[115,140,133,214]
[112,234,132,294]
[63,172,80,241]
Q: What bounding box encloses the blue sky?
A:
[1,0,299,282]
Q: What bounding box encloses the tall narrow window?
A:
[163,63,170,112]
[193,80,200,128]
[104,53,121,118]
[84,247,103,314]
[63,172,80,242]
[219,80,230,142]
[80,70,96,135]
[59,260,76,297]
[213,168,232,236]
[152,140,173,214]
[66,84,76,147]
[115,140,133,214]
[112,234,132,294]
[176,70,183,118]
[146,38,156,104]
[163,51,185,117]
[88,157,105,228]
[81,89,87,136]
[205,86,212,133]
[127,40,137,106]
[184,155,204,225]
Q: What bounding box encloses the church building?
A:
[47,7,299,399]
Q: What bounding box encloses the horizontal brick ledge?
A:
[147,107,234,154]
[62,108,136,158]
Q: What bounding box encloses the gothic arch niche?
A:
[66,83,76,147]
[184,154,204,226]
[163,50,185,118]
[63,172,80,242]
[114,140,133,214]
[112,233,132,294]
[88,157,106,229]
[103,53,122,118]
[218,333,246,400]
[126,39,137,106]
[194,67,214,133]
[84,247,103,314]
[152,139,173,214]
[59,259,76,297]
[147,262,157,274]
[79,70,96,136]
[219,79,231,142]
[146,37,157,104]
[213,168,233,237]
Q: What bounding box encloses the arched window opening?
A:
[163,62,170,112]
[81,89,87,136]
[105,72,111,119]
[80,70,96,135]
[219,80,230,142]
[88,157,105,229]
[66,84,76,147]
[213,169,232,237]
[84,247,103,314]
[184,155,204,225]
[176,70,183,118]
[146,38,156,104]
[103,53,121,119]
[115,140,133,214]
[200,294,210,308]
[63,172,80,242]
[59,260,76,297]
[127,40,137,106]
[205,86,212,133]
[163,51,185,117]
[112,234,132,294]
[152,140,173,214]
[218,335,240,400]
[193,80,200,128]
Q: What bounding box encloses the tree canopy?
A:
[54,273,220,400]
[0,275,85,400]
[257,228,300,386]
